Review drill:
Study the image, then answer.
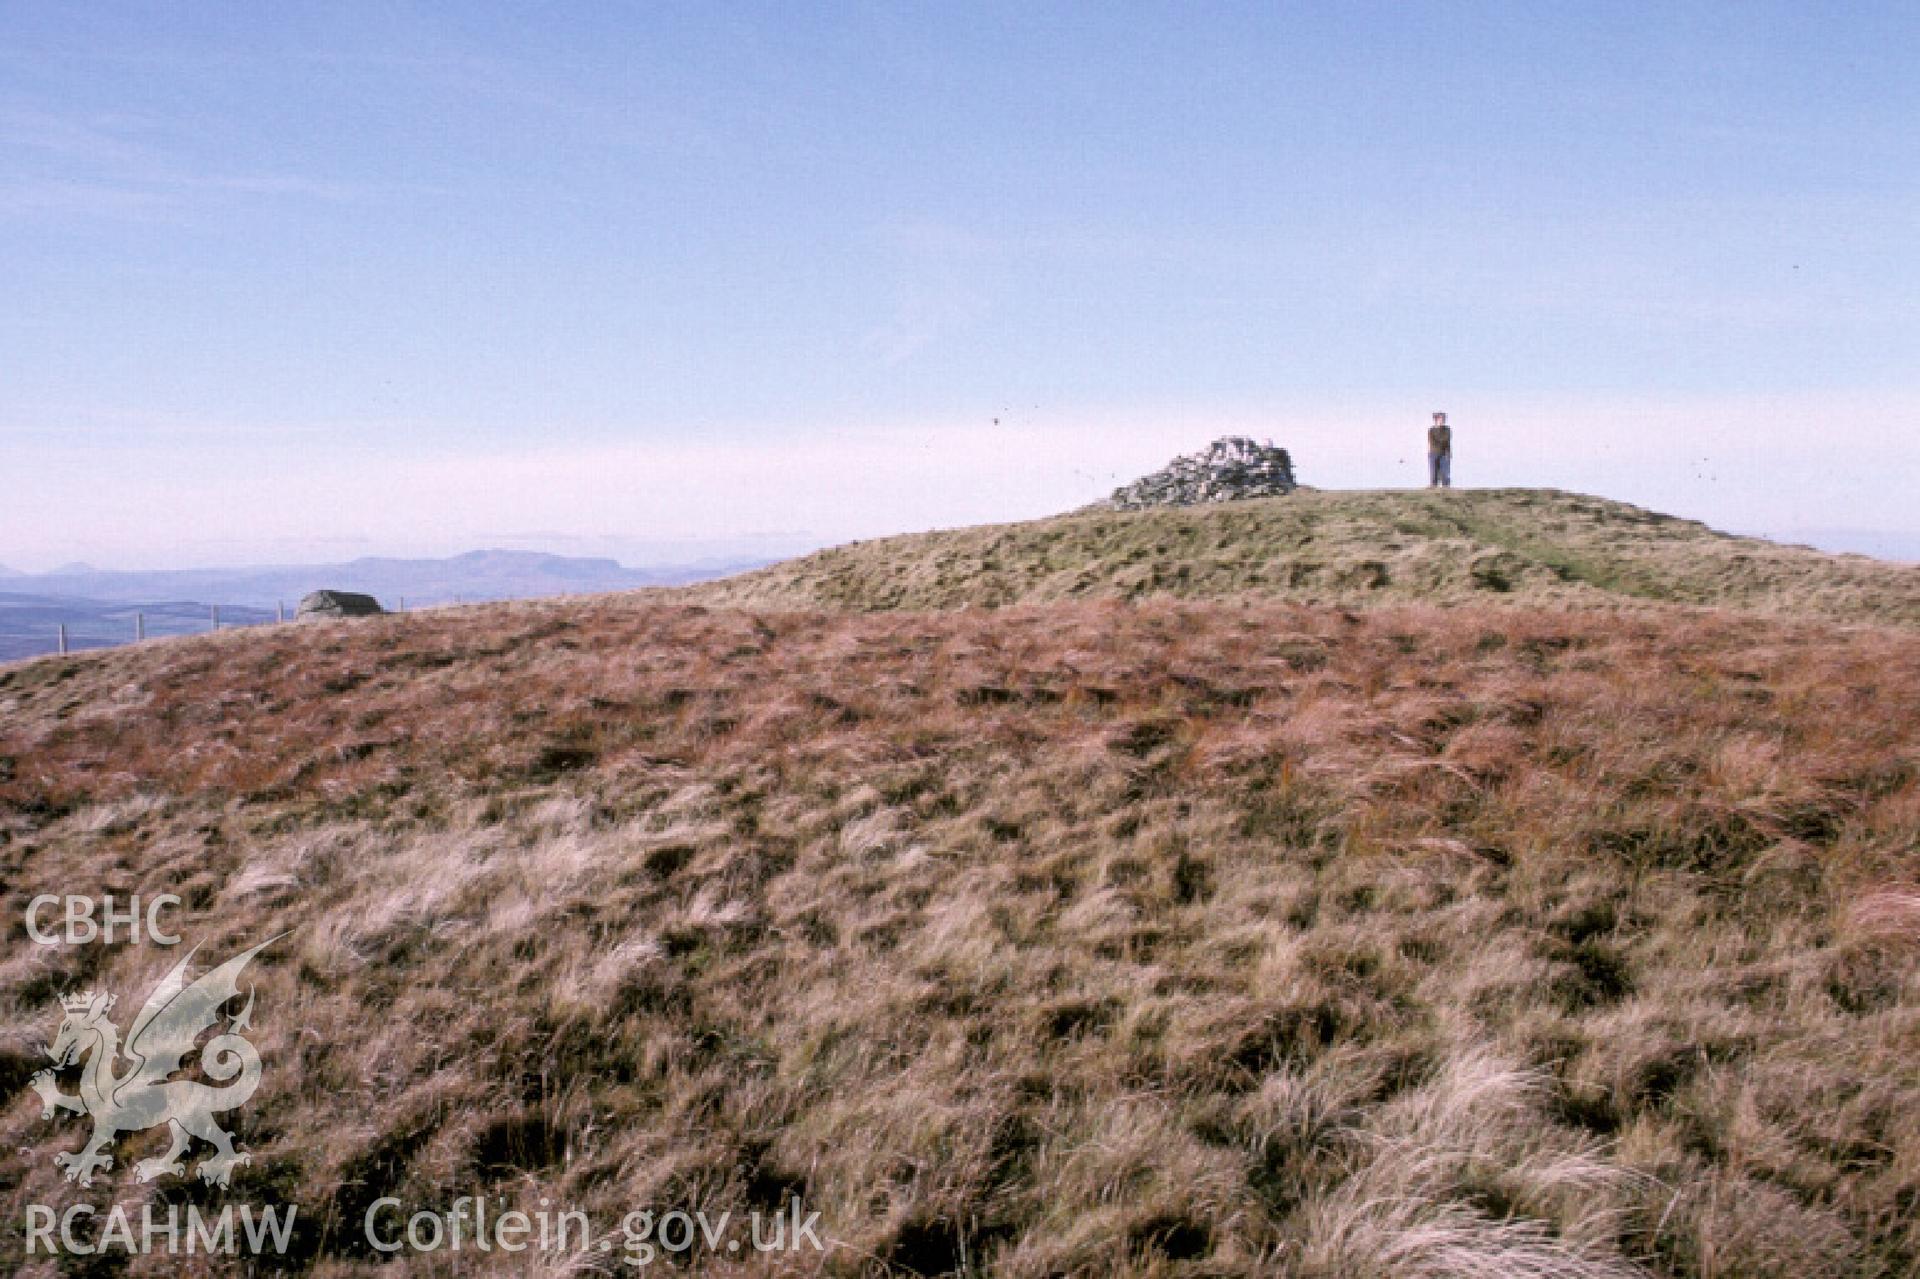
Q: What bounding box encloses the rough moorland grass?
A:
[0,597,1916,1276]
[676,488,1920,627]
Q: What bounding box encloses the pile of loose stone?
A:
[1097,436,1298,510]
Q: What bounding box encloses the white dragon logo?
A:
[29,937,277,1188]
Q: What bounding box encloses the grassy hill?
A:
[3,591,1917,1275]
[679,489,1920,627]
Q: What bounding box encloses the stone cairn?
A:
[1096,436,1298,510]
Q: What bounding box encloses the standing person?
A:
[1427,412,1453,488]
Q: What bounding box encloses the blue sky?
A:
[4,2,1916,569]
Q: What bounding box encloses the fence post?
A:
[136,612,145,642]
[211,605,220,632]
[277,600,285,623]
[58,623,68,655]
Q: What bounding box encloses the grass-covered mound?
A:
[680,488,1920,628]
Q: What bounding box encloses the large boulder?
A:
[1095,436,1298,510]
[296,590,386,620]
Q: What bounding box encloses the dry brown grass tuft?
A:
[1845,886,1920,950]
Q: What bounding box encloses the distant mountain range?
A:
[0,549,767,661]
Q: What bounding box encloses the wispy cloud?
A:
[2,106,161,164]
[292,46,725,158]
[0,104,378,222]
[856,219,998,367]
[0,176,178,218]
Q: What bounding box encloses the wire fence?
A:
[6,597,420,662]
[3,603,291,663]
